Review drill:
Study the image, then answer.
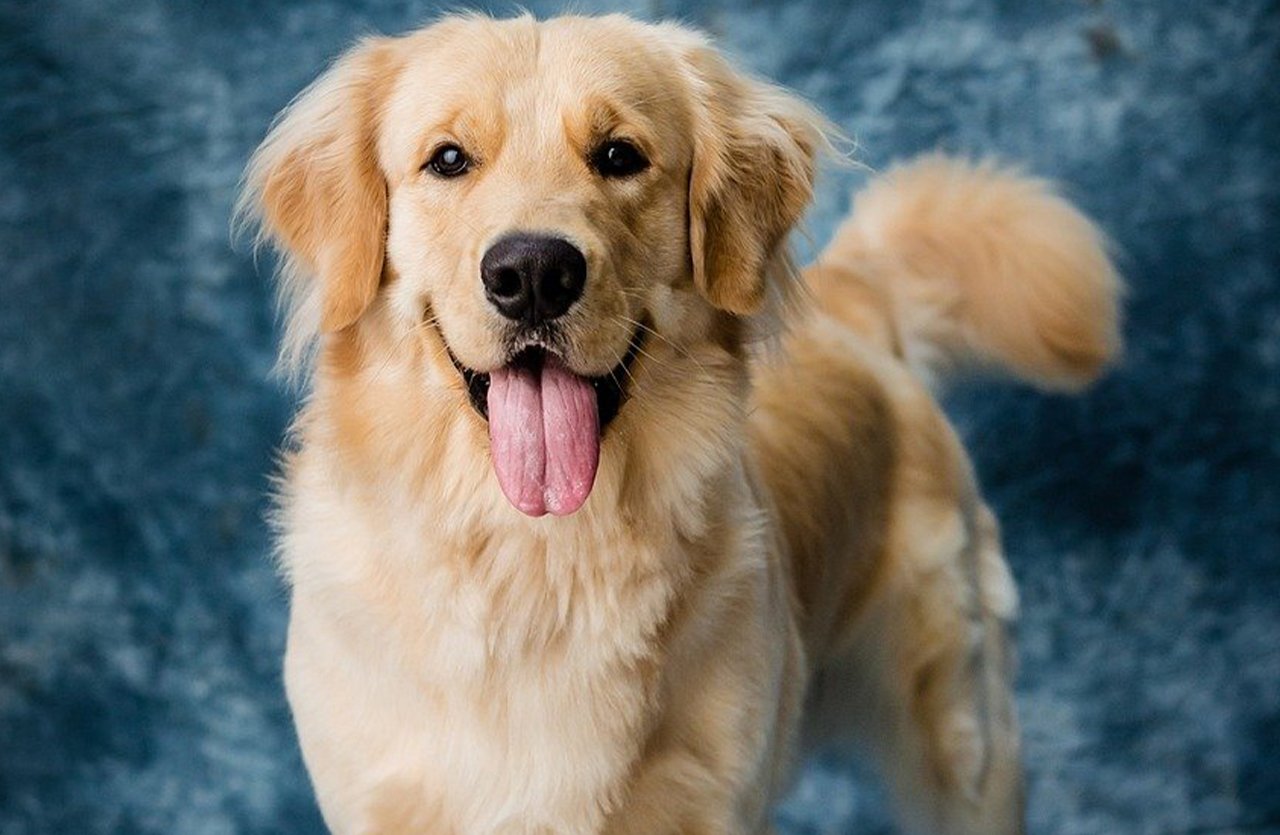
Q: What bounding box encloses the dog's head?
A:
[240,14,827,517]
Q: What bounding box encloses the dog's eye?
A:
[591,140,649,179]
[425,144,471,178]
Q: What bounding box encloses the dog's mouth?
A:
[446,325,645,518]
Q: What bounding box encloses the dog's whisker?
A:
[357,327,420,399]
[351,319,448,408]
[629,342,677,381]
[605,363,630,402]
[609,318,689,383]
[614,314,710,377]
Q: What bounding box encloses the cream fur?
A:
[239,13,1122,835]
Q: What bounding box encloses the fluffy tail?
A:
[809,154,1123,389]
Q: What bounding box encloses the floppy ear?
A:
[677,35,828,315]
[237,37,399,368]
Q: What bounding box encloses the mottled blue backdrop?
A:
[1,0,1277,832]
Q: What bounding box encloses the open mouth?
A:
[446,325,645,517]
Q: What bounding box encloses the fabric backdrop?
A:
[1,0,1276,832]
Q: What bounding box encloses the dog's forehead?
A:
[393,16,682,122]
[377,17,692,175]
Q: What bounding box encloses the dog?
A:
[238,13,1121,834]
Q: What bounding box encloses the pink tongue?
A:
[487,355,600,517]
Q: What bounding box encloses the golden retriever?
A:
[238,13,1121,834]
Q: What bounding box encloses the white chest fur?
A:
[279,463,702,834]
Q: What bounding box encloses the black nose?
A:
[481,234,587,325]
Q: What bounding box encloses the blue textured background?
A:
[1,1,1277,832]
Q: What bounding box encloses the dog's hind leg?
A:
[807,473,1025,835]
[751,318,1024,834]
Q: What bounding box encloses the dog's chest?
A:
[287,523,680,833]
[422,648,658,832]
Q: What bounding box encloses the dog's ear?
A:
[237,37,399,367]
[674,33,828,315]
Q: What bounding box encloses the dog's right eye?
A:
[425,144,471,178]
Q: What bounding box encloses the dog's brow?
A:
[580,97,658,153]
[410,104,497,165]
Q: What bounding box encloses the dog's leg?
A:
[812,495,1024,835]
[751,317,1024,834]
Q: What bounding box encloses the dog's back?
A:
[751,155,1121,833]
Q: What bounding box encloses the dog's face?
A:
[382,17,688,382]
[242,15,823,517]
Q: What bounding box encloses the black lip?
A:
[446,325,646,429]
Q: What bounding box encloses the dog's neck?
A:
[278,319,761,662]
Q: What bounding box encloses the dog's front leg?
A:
[603,574,807,835]
[602,749,763,835]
